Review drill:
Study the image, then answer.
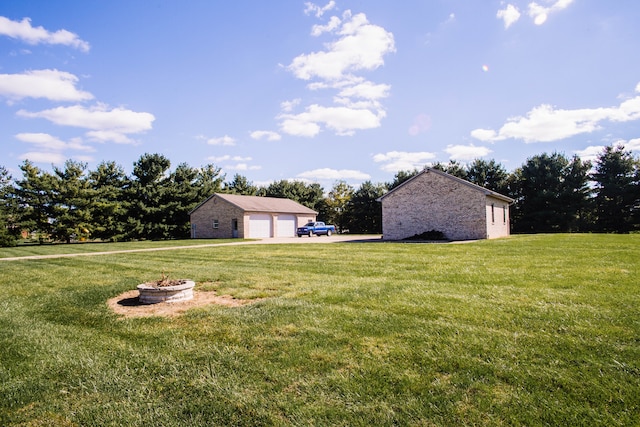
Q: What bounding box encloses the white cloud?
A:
[373,151,436,172]
[86,130,135,144]
[0,69,93,102]
[627,138,640,151]
[497,4,521,29]
[280,9,394,138]
[18,151,67,164]
[15,132,94,152]
[226,163,261,171]
[336,81,390,100]
[208,155,252,163]
[471,83,640,143]
[279,104,385,137]
[288,12,395,81]
[17,104,155,144]
[297,168,370,180]
[250,130,282,141]
[280,99,301,112]
[528,0,574,26]
[311,16,341,36]
[574,145,604,163]
[445,144,492,161]
[0,16,90,52]
[18,103,154,132]
[304,1,336,18]
[206,135,236,146]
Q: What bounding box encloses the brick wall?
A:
[190,196,244,239]
[381,170,488,241]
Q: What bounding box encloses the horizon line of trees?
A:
[1,145,639,247]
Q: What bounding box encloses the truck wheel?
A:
[326,230,332,236]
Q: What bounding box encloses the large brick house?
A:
[189,193,317,239]
[378,168,514,241]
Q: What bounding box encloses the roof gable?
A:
[190,193,318,215]
[378,168,514,203]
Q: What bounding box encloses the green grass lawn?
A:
[0,234,638,426]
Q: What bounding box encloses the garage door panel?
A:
[276,215,296,237]
[249,214,271,238]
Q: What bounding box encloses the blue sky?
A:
[1,0,639,188]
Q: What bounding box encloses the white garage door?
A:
[276,215,296,237]
[249,214,272,238]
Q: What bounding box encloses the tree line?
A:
[1,145,639,246]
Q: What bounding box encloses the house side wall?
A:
[381,172,487,241]
[190,196,245,239]
[485,197,511,239]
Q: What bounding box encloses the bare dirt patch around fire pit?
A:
[108,289,258,318]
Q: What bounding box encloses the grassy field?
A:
[0,234,638,426]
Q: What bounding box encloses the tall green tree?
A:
[126,153,172,240]
[592,145,640,232]
[466,159,509,194]
[259,180,324,212]
[513,152,590,233]
[344,180,386,234]
[50,160,93,243]
[194,164,225,201]
[88,161,129,241]
[324,180,354,232]
[163,163,200,239]
[0,166,18,246]
[224,174,258,195]
[12,161,56,242]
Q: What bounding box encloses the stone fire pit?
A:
[137,279,195,304]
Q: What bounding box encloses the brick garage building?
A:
[378,168,514,241]
[189,193,317,239]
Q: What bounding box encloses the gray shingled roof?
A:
[191,193,317,215]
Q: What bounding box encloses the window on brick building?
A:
[213,219,219,229]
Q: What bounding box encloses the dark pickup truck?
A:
[297,221,336,237]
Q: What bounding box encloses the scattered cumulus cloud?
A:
[17,104,155,144]
[445,144,492,161]
[373,151,436,173]
[297,168,370,181]
[206,135,236,146]
[304,1,336,18]
[497,4,521,29]
[250,130,282,141]
[16,132,95,165]
[0,69,93,102]
[279,104,385,137]
[0,16,90,52]
[281,7,395,137]
[497,0,574,29]
[288,11,395,81]
[573,145,604,163]
[528,0,574,26]
[471,82,640,143]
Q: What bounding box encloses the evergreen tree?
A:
[259,180,324,212]
[466,159,509,194]
[126,153,172,240]
[88,161,129,241]
[344,181,386,234]
[224,174,258,195]
[387,169,420,190]
[194,164,225,201]
[514,152,590,233]
[50,160,93,243]
[592,145,640,232]
[0,166,18,246]
[12,161,56,242]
